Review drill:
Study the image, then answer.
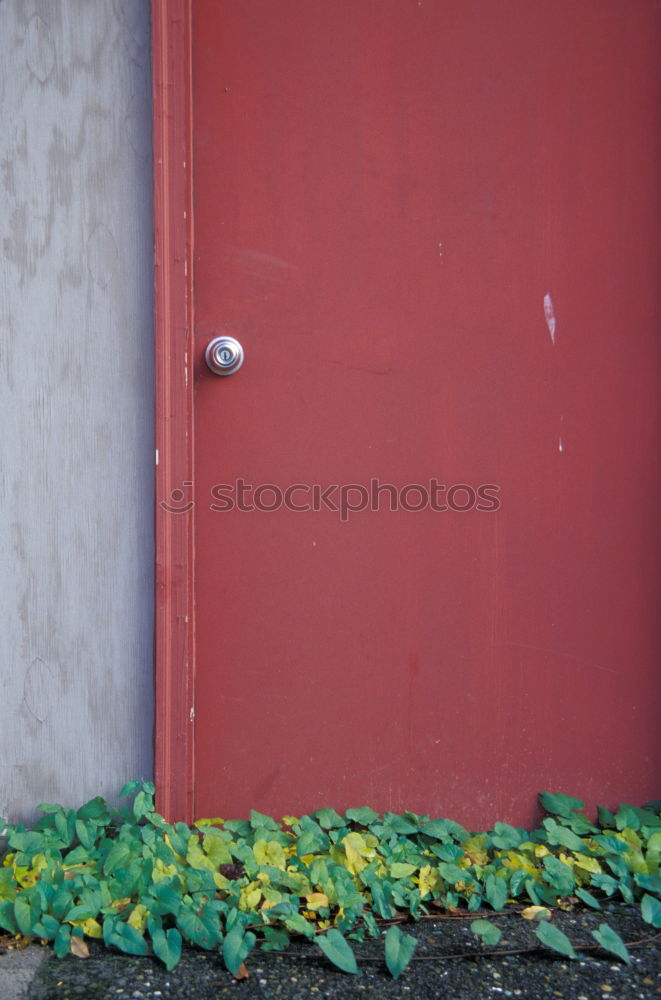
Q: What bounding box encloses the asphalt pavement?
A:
[1,904,659,1000]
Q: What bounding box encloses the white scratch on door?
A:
[558,437,564,453]
[543,293,556,344]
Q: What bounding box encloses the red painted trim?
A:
[152,0,195,823]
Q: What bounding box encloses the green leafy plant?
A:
[0,786,659,978]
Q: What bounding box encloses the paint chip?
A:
[544,293,556,344]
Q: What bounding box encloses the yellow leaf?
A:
[305,892,329,910]
[341,832,374,875]
[253,839,286,870]
[463,835,489,867]
[63,864,92,880]
[127,904,149,934]
[213,872,230,890]
[109,897,131,911]
[153,859,179,882]
[534,845,550,859]
[415,864,441,898]
[239,882,262,911]
[80,918,102,939]
[281,816,299,826]
[186,838,215,872]
[521,906,551,920]
[619,828,642,849]
[572,853,602,875]
[503,852,538,876]
[194,817,225,827]
[15,853,49,888]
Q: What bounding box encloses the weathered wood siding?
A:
[0,0,154,822]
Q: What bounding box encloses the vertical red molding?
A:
[151,0,195,822]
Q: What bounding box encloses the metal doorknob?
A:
[205,336,244,376]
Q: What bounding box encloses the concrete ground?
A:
[0,944,48,1000]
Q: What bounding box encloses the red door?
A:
[153,0,660,829]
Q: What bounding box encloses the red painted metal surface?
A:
[156,0,660,827]
[152,0,195,822]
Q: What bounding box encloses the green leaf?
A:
[261,926,290,951]
[222,922,256,975]
[345,807,379,827]
[0,901,19,934]
[382,813,419,835]
[54,810,75,847]
[437,862,466,884]
[8,831,46,856]
[249,810,279,831]
[597,805,616,829]
[75,819,95,850]
[110,921,150,956]
[591,923,631,965]
[283,912,316,939]
[316,928,359,974]
[615,806,641,832]
[133,790,154,821]
[542,855,575,894]
[535,920,576,959]
[429,841,463,863]
[384,924,417,979]
[177,905,221,949]
[119,781,142,798]
[539,793,585,819]
[389,862,417,880]
[76,797,110,821]
[368,878,396,919]
[641,893,661,928]
[296,829,328,857]
[53,923,71,958]
[485,874,507,911]
[575,887,601,909]
[471,919,502,947]
[150,924,182,971]
[542,817,585,852]
[314,808,345,830]
[634,873,661,895]
[14,896,36,936]
[148,881,182,917]
[103,842,130,876]
[50,887,74,919]
[422,819,468,842]
[491,822,525,849]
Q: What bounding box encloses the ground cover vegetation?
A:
[1,784,659,979]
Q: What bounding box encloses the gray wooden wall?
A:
[0,0,154,823]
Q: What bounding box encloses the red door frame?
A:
[152,0,195,823]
